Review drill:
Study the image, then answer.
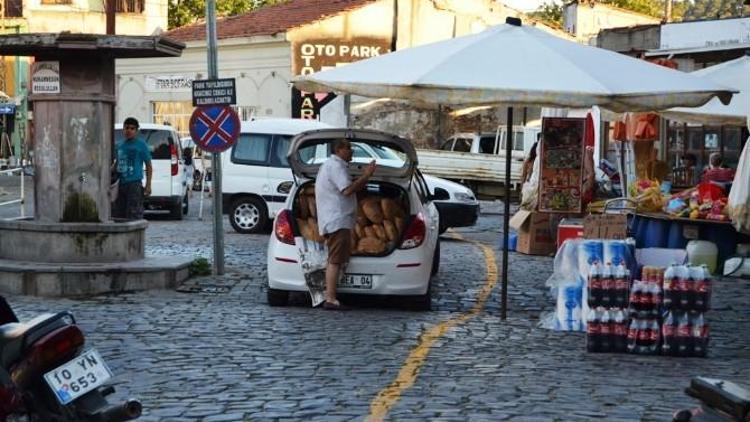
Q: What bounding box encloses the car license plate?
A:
[339,274,373,289]
[44,349,113,405]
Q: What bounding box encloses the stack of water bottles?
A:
[626,266,663,355]
[586,262,631,353]
[661,264,711,357]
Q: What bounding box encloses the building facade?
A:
[115,0,561,147]
[563,0,660,44]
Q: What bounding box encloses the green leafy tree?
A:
[168,0,287,29]
[529,2,564,28]
[682,0,750,20]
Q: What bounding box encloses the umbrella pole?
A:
[501,107,513,320]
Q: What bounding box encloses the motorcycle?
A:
[673,377,750,422]
[0,296,141,421]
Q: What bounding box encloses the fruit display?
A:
[664,183,730,221]
[294,183,410,255]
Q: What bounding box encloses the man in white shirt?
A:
[316,139,376,310]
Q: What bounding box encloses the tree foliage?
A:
[168,0,287,29]
[529,2,564,28]
[682,0,750,20]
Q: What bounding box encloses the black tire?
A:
[169,197,184,220]
[182,193,189,215]
[409,283,432,311]
[267,288,290,306]
[431,239,440,276]
[229,196,268,234]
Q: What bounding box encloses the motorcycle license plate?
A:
[43,349,112,405]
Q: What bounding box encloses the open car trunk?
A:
[293,181,411,256]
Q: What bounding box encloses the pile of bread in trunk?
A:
[295,184,409,254]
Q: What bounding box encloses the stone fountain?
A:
[0,33,192,296]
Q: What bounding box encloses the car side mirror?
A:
[430,188,450,201]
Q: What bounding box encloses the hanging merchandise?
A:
[538,117,585,213]
[727,132,750,234]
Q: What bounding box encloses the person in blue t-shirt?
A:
[113,117,152,220]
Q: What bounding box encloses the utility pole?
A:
[206,0,225,275]
[106,0,116,34]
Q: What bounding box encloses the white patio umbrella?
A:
[293,18,735,319]
[662,53,750,127]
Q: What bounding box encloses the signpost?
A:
[189,106,239,154]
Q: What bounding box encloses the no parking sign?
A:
[189,105,240,153]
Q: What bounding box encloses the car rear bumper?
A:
[267,241,432,296]
[435,202,479,228]
[145,195,181,211]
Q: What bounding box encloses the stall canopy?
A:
[293,18,735,319]
[661,53,750,127]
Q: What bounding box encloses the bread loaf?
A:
[355,223,365,239]
[364,225,376,239]
[307,195,317,218]
[372,224,387,241]
[303,184,315,195]
[308,218,324,243]
[298,195,309,219]
[383,220,399,242]
[395,216,406,234]
[361,197,383,224]
[297,218,314,241]
[358,237,386,254]
[381,198,405,220]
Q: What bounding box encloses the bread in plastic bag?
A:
[358,236,385,254]
[383,220,399,242]
[361,197,384,223]
[381,198,405,220]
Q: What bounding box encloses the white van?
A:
[222,118,479,234]
[114,123,189,219]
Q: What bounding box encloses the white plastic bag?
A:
[728,133,750,234]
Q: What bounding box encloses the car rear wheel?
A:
[182,193,189,215]
[267,288,290,306]
[408,283,432,311]
[169,197,184,220]
[431,239,440,276]
[230,196,268,234]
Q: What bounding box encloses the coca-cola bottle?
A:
[613,264,627,308]
[636,319,650,354]
[613,310,627,353]
[599,309,612,352]
[676,265,690,310]
[662,311,675,356]
[586,308,600,353]
[588,262,601,308]
[692,313,708,357]
[649,282,662,315]
[663,264,677,310]
[676,312,692,357]
[601,263,613,308]
[629,281,641,315]
[648,319,660,354]
[688,266,704,310]
[627,318,638,353]
[695,265,711,312]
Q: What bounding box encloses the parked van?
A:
[114,123,188,219]
[222,118,479,234]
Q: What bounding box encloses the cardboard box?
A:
[557,218,584,248]
[509,210,556,255]
[583,214,628,240]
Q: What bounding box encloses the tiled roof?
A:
[166,0,378,42]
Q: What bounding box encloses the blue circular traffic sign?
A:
[189,105,240,153]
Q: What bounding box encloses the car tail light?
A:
[399,213,426,249]
[275,210,295,245]
[170,143,179,176]
[10,325,85,388]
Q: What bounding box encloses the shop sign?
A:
[192,78,237,107]
[291,37,390,119]
[145,75,195,92]
[31,61,60,94]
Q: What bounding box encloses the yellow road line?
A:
[366,235,498,421]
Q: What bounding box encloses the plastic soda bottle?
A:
[588,262,601,307]
[677,313,692,356]
[692,313,707,357]
[663,264,676,309]
[676,265,690,310]
[599,309,611,352]
[601,263,613,308]
[662,311,675,356]
[586,308,600,353]
[613,309,627,353]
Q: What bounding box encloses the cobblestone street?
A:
[3,177,750,420]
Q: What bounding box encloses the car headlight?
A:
[454,192,476,203]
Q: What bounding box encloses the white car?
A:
[114,123,189,219]
[266,128,441,310]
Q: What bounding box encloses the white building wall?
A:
[564,2,659,44]
[115,36,291,134]
[22,0,167,34]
